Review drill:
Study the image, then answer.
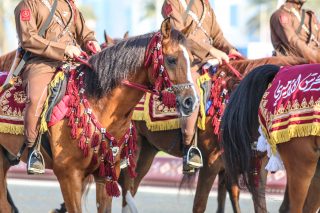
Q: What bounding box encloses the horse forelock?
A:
[84,33,155,98]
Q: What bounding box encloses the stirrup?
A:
[186,146,203,168]
[27,149,45,175]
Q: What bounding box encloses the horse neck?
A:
[87,67,149,139]
[0,51,15,71]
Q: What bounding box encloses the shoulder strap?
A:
[39,0,58,37]
[296,9,305,35]
[12,0,58,77]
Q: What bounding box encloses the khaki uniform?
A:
[270,2,320,62]
[162,0,235,146]
[15,0,96,143]
[162,0,235,71]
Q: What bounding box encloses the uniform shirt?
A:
[15,0,96,61]
[270,3,320,62]
[162,0,234,62]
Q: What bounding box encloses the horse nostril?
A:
[182,97,194,109]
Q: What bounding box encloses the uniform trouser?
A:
[180,70,201,146]
[22,62,56,147]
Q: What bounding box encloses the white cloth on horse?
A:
[257,126,284,172]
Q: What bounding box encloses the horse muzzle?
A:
[173,83,199,117]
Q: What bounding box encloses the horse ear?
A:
[124,31,129,39]
[104,31,114,45]
[161,18,172,40]
[104,30,108,43]
[181,20,194,37]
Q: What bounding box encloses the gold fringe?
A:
[39,71,65,134]
[0,123,24,135]
[197,73,211,130]
[267,123,320,154]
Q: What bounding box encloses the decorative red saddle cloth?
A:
[0,71,68,135]
[259,64,320,153]
[0,73,25,134]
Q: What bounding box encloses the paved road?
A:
[8,179,283,213]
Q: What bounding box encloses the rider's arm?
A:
[74,9,97,49]
[14,1,67,61]
[271,11,320,62]
[162,0,212,59]
[208,7,235,54]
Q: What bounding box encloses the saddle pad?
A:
[0,72,25,134]
[259,64,320,154]
[132,92,180,131]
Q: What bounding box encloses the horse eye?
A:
[166,56,177,66]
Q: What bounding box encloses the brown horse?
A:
[93,56,311,213]
[222,64,320,213]
[0,19,199,213]
[0,50,16,72]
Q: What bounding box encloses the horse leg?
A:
[216,170,227,213]
[277,136,320,213]
[121,136,158,213]
[0,146,12,213]
[303,160,320,213]
[254,153,268,213]
[95,179,113,213]
[279,185,290,213]
[193,159,222,213]
[225,179,241,213]
[54,168,84,213]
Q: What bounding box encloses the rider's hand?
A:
[229,48,242,58]
[209,48,229,64]
[89,41,101,52]
[64,45,82,59]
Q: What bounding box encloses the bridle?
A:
[75,32,194,98]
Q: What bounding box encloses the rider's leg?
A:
[181,69,202,172]
[22,63,56,174]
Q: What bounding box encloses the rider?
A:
[162,0,241,172]
[270,0,320,62]
[14,0,101,174]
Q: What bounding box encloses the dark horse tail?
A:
[221,64,280,196]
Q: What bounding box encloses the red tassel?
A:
[91,133,100,148]
[161,91,176,108]
[154,76,164,91]
[128,157,137,178]
[85,124,92,137]
[91,154,98,165]
[106,150,114,163]
[83,141,89,157]
[105,164,112,177]
[68,114,75,127]
[66,108,72,117]
[71,126,77,139]
[100,141,107,154]
[76,105,81,118]
[106,181,120,197]
[79,135,86,150]
[99,161,105,177]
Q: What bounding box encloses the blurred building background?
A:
[0,0,320,57]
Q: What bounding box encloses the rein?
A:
[225,54,244,80]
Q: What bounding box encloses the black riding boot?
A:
[27,147,45,175]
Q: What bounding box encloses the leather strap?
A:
[296,9,305,35]
[12,0,58,78]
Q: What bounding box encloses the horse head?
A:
[154,18,199,117]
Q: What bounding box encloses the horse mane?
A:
[223,55,308,76]
[84,29,187,98]
[0,50,16,71]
